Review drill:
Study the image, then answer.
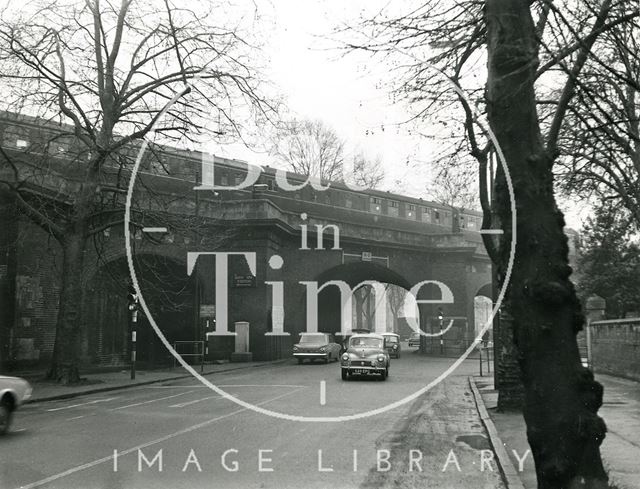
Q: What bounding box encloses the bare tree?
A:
[345,150,385,189]
[343,0,640,486]
[271,118,345,181]
[555,18,640,225]
[0,0,276,383]
[272,118,385,188]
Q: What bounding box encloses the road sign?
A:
[233,273,256,288]
[200,304,216,316]
[361,251,372,261]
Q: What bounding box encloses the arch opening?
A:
[311,262,416,337]
[85,254,195,367]
[474,283,493,344]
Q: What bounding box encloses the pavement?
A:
[472,373,640,489]
[8,360,289,403]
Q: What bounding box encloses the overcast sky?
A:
[217,0,436,198]
[210,0,590,229]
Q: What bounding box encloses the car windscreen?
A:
[299,334,327,343]
[349,337,383,348]
[384,336,399,343]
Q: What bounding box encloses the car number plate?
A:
[353,369,370,374]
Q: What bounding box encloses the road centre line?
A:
[17,387,306,489]
[112,390,196,410]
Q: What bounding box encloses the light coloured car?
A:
[408,332,421,348]
[382,333,401,358]
[293,332,342,364]
[0,375,33,434]
[340,334,390,380]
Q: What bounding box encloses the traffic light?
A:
[437,308,444,322]
[127,284,139,311]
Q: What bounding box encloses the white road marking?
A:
[46,397,119,412]
[320,380,326,406]
[17,388,305,489]
[144,384,307,388]
[112,390,196,410]
[169,395,221,408]
[66,415,87,421]
[217,384,308,388]
[479,229,504,234]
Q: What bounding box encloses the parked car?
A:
[293,332,342,364]
[0,375,33,435]
[340,334,390,380]
[408,332,421,348]
[381,333,401,358]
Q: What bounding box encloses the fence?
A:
[173,341,205,373]
[478,344,493,376]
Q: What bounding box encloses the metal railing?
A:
[173,341,205,373]
[478,345,493,376]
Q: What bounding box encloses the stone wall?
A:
[589,318,640,381]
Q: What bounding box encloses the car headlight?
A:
[320,346,327,352]
[393,345,398,349]
[293,346,299,352]
[342,353,349,362]
[377,354,385,363]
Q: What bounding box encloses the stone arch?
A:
[307,261,413,336]
[82,251,195,367]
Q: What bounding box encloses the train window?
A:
[421,207,431,222]
[370,197,383,213]
[220,172,229,185]
[434,210,440,222]
[234,174,243,185]
[2,126,30,148]
[388,200,399,217]
[407,204,416,218]
[345,197,353,208]
[266,179,274,190]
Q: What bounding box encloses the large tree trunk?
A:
[485,1,608,488]
[46,229,88,384]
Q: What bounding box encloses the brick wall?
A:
[589,318,640,381]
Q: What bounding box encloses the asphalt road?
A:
[0,351,496,489]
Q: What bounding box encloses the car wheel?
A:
[0,398,13,435]
[381,368,388,381]
[297,358,303,365]
[341,369,348,381]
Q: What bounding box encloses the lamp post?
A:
[438,308,444,354]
